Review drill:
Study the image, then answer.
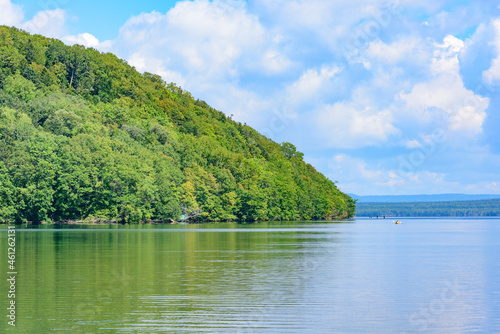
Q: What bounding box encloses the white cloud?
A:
[0,0,23,26]
[5,3,101,49]
[449,96,489,134]
[206,83,273,125]
[316,101,398,149]
[326,154,387,190]
[366,36,429,65]
[285,65,342,106]
[62,33,101,48]
[112,0,283,81]
[483,19,500,84]
[0,0,103,49]
[127,53,186,88]
[431,35,464,75]
[385,169,447,192]
[165,1,265,74]
[404,139,423,149]
[253,0,403,54]
[0,0,83,46]
[321,147,500,195]
[261,50,293,74]
[324,151,498,196]
[20,9,67,38]
[400,35,488,137]
[323,154,446,195]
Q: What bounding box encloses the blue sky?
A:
[1,0,500,196]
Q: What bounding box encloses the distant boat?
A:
[395,221,401,224]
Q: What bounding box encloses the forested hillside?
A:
[0,26,355,223]
[356,199,500,217]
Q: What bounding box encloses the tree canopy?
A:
[0,26,355,223]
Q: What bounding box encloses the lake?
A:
[1,218,499,333]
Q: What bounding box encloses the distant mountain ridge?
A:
[355,198,500,217]
[349,194,500,203]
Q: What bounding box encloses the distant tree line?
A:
[356,199,500,217]
[0,26,355,223]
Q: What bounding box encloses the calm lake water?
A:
[1,218,499,333]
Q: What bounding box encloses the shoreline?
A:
[0,215,353,226]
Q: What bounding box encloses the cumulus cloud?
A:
[285,65,342,106]
[0,0,101,48]
[323,154,387,194]
[206,83,273,125]
[431,35,464,75]
[404,139,423,149]
[316,101,399,149]
[483,19,500,84]
[261,50,294,74]
[253,0,402,56]
[329,154,384,183]
[322,151,498,195]
[366,36,429,65]
[127,53,186,88]
[323,153,449,195]
[20,9,67,38]
[62,33,101,48]
[400,35,488,137]
[0,0,23,26]
[111,0,287,82]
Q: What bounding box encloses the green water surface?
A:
[1,219,499,333]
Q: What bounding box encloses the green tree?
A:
[3,73,37,102]
[0,162,16,222]
[44,109,82,136]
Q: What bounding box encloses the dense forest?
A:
[0,26,355,224]
[356,199,500,217]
